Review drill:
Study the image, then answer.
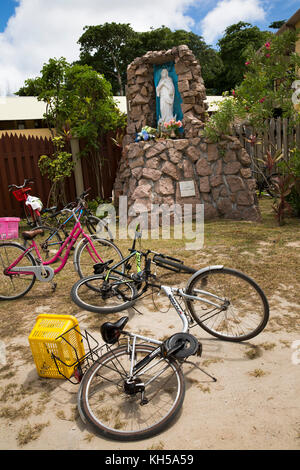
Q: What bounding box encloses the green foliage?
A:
[216,22,270,93]
[77,23,139,96]
[19,57,126,202]
[278,148,300,216]
[39,136,73,183]
[234,29,300,132]
[39,136,74,206]
[77,23,223,95]
[202,97,236,142]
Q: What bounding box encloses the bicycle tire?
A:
[71,274,138,313]
[78,344,185,441]
[85,215,113,240]
[75,236,124,279]
[185,267,269,342]
[0,242,36,300]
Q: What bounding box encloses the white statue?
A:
[156,69,175,124]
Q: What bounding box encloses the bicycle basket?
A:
[12,187,31,202]
[28,314,86,380]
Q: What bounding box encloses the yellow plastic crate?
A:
[28,314,85,379]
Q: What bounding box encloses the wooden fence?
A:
[233,118,300,168]
[0,132,122,218]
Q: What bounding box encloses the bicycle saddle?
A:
[100,316,129,344]
[22,228,44,240]
[93,259,114,274]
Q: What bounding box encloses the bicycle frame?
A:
[5,216,104,279]
[110,285,215,384]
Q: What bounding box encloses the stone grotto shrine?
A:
[114,45,261,224]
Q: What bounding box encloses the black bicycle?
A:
[71,225,269,343]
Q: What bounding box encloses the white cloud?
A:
[200,0,266,45]
[0,0,197,94]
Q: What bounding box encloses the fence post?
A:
[70,138,84,196]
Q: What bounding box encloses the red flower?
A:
[259,97,265,103]
[245,61,251,66]
[266,53,270,58]
[265,42,271,49]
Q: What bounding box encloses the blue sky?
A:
[0,0,299,94]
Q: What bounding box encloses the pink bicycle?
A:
[0,206,123,300]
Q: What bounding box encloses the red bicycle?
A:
[8,179,43,227]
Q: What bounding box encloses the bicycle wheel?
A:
[71,274,137,313]
[75,236,124,279]
[78,344,185,441]
[185,267,269,342]
[0,242,36,300]
[33,225,63,258]
[85,215,113,240]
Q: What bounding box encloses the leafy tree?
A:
[181,31,224,94]
[233,29,300,131]
[269,20,286,29]
[77,23,223,96]
[18,57,125,203]
[216,22,270,92]
[77,23,139,96]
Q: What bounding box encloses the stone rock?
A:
[204,203,218,219]
[210,175,223,187]
[238,148,251,166]
[129,156,144,169]
[161,161,179,180]
[183,160,193,178]
[142,168,162,181]
[132,183,152,200]
[168,148,182,164]
[199,176,210,193]
[207,144,219,161]
[224,161,241,175]
[236,191,254,206]
[223,150,237,163]
[196,158,212,176]
[186,145,201,162]
[146,157,160,169]
[155,177,174,195]
[240,168,252,178]
[226,175,245,192]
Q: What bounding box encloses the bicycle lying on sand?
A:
[71,225,269,343]
[51,277,217,441]
[0,204,122,301]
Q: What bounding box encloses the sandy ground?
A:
[0,282,299,451]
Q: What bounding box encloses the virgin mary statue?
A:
[156,69,175,124]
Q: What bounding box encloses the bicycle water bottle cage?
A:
[162,333,201,359]
[93,259,114,274]
[100,316,129,344]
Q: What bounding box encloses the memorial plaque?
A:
[179,181,196,197]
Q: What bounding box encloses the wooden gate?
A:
[0,133,76,218]
[0,131,122,218]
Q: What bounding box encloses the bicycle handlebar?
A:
[8,179,35,190]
